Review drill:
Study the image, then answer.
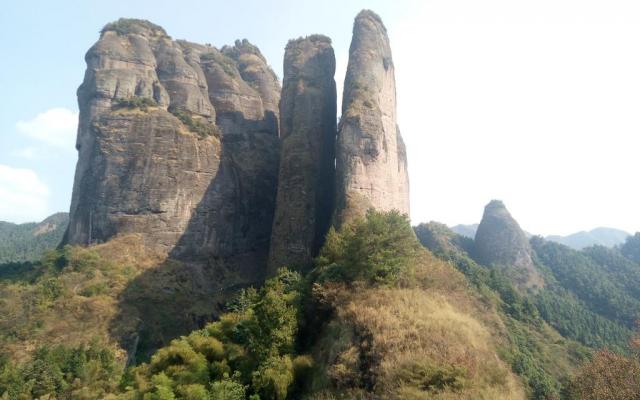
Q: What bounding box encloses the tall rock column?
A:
[268,35,337,273]
[335,10,410,225]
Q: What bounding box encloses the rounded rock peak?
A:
[355,9,386,28]
[484,199,508,212]
[100,18,168,38]
[286,34,332,49]
[221,39,267,63]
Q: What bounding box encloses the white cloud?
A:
[16,107,78,150]
[0,165,50,223]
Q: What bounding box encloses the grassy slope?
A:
[0,234,235,365]
[308,250,526,399]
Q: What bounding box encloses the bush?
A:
[210,374,246,400]
[119,268,307,399]
[0,342,120,399]
[101,18,167,36]
[113,96,158,111]
[314,209,419,286]
[169,107,221,138]
[251,356,294,400]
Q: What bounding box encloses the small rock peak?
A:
[100,18,168,38]
[221,39,267,63]
[486,199,506,208]
[483,199,511,216]
[286,34,332,49]
[474,200,544,291]
[355,9,386,29]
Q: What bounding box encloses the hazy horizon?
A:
[1,0,639,236]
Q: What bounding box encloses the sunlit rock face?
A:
[65,20,280,279]
[334,10,410,226]
[268,35,337,273]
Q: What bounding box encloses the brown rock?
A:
[268,35,337,273]
[335,10,410,225]
[65,19,280,283]
[474,200,544,291]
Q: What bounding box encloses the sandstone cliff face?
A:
[268,35,337,273]
[474,200,544,290]
[335,10,410,225]
[65,19,280,281]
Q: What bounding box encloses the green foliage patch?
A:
[314,209,420,286]
[113,97,158,111]
[169,107,220,138]
[119,269,310,400]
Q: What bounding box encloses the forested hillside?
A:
[0,211,529,399]
[416,220,640,399]
[0,213,68,263]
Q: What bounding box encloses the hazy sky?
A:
[0,0,638,236]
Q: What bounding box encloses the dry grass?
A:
[308,249,526,399]
[0,235,165,363]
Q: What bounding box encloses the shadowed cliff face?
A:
[335,10,410,225]
[65,20,280,268]
[474,200,544,291]
[268,35,337,273]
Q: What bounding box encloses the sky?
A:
[0,0,638,236]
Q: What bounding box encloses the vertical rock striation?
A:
[65,19,280,282]
[268,35,337,273]
[335,10,410,225]
[474,200,544,291]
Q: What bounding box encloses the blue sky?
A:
[1,0,640,236]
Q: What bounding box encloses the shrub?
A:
[169,107,220,138]
[113,96,158,111]
[252,355,294,400]
[314,209,419,286]
[569,348,640,399]
[210,374,246,400]
[101,18,166,36]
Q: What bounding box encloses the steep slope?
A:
[304,212,525,399]
[268,35,337,273]
[334,10,410,225]
[414,222,588,399]
[0,213,68,263]
[532,238,640,345]
[474,200,544,291]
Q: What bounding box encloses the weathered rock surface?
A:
[474,200,544,290]
[65,19,280,284]
[335,10,410,225]
[268,35,337,273]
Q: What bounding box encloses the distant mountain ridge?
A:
[547,227,630,250]
[451,223,630,250]
[0,212,68,263]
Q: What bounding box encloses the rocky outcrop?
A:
[65,19,280,281]
[268,36,337,273]
[474,200,544,291]
[334,10,410,225]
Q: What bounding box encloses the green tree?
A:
[315,209,419,285]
